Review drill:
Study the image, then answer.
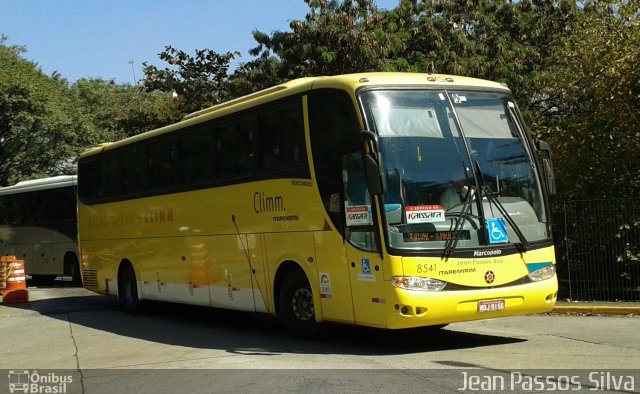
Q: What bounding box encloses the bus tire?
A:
[277,270,322,338]
[64,253,82,286]
[119,263,141,314]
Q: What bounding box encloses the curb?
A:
[551,305,640,315]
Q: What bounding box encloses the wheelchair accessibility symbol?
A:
[487,218,508,244]
[361,258,371,274]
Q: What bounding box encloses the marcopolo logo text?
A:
[473,249,502,257]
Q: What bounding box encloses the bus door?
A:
[314,230,353,324]
[342,153,387,327]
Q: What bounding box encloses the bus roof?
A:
[80,72,509,158]
[0,175,77,196]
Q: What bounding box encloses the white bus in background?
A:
[0,175,81,285]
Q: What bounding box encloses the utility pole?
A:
[128,60,137,85]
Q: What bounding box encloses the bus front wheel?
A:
[278,271,321,338]
[119,263,141,314]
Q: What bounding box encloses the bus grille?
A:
[82,269,98,289]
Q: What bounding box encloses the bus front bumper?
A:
[384,277,558,329]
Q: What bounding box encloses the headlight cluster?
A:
[391,276,447,291]
[527,264,556,282]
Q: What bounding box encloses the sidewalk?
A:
[551,300,640,315]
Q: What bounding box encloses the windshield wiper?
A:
[481,185,529,252]
[473,159,529,252]
[443,161,529,259]
[442,185,476,260]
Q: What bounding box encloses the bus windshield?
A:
[360,89,549,251]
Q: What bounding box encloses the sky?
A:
[1,0,399,85]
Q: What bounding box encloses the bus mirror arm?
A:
[535,140,556,196]
[535,139,551,153]
[361,129,379,152]
[542,159,556,196]
[361,130,385,195]
[363,154,384,195]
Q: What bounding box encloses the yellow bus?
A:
[77,73,558,335]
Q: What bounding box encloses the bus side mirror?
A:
[363,154,383,195]
[361,130,385,195]
[536,140,556,196]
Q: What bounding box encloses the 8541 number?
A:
[416,263,437,274]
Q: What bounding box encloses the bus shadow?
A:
[6,295,525,357]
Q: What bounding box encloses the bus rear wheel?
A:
[278,271,321,338]
[119,263,141,314]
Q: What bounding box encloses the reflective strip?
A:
[7,276,26,282]
[11,269,25,275]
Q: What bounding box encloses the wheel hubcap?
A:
[291,288,314,321]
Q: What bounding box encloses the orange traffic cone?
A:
[1,256,29,304]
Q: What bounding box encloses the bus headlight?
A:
[391,276,446,291]
[527,265,556,282]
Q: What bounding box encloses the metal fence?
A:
[553,198,640,302]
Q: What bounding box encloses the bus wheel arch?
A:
[117,260,141,314]
[63,251,81,286]
[274,261,322,338]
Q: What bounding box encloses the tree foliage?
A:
[0,37,97,184]
[0,37,173,185]
[1,0,639,200]
[536,0,640,199]
[249,0,389,77]
[72,78,173,139]
[141,46,239,119]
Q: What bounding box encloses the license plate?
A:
[478,299,505,313]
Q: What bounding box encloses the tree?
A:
[0,37,98,185]
[141,46,239,119]
[381,0,578,117]
[229,55,284,98]
[537,0,640,199]
[248,0,389,79]
[72,78,174,138]
[0,37,172,185]
[247,0,578,117]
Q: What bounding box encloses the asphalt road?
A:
[0,287,638,393]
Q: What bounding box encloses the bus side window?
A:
[258,98,309,178]
[100,152,120,199]
[78,159,100,203]
[280,104,305,166]
[343,153,369,206]
[342,152,378,252]
[259,109,281,170]
[148,137,176,190]
[121,145,146,195]
[178,127,214,186]
[308,89,361,238]
[235,117,256,174]
[216,117,257,180]
[0,195,7,225]
[216,122,235,178]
